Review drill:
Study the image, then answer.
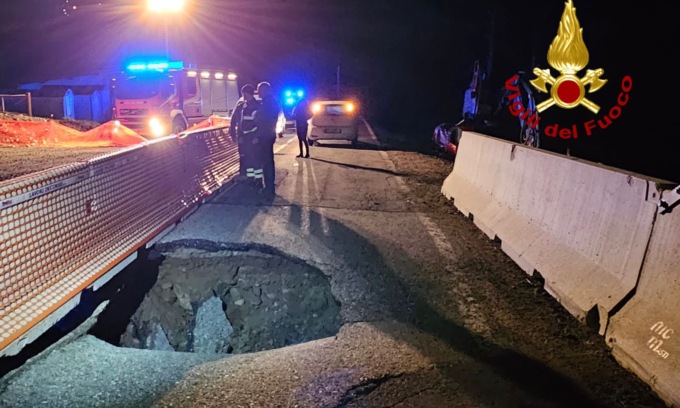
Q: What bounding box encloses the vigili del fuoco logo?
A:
[505,0,632,140]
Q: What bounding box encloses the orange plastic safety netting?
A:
[0,125,239,355]
[0,120,147,148]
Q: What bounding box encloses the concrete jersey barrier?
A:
[441,131,662,334]
[606,186,680,407]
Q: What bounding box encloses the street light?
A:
[147,0,185,12]
[146,0,185,57]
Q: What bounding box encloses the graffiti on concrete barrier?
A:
[647,321,673,360]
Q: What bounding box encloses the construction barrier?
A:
[442,131,680,406]
[0,123,237,356]
[441,132,662,334]
[606,186,680,407]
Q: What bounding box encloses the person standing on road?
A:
[254,81,280,197]
[228,92,247,179]
[234,84,263,189]
[229,84,258,181]
[292,97,312,158]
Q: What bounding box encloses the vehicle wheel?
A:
[520,124,539,148]
[312,140,320,146]
[350,138,358,147]
[172,117,187,135]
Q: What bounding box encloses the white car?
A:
[307,100,359,146]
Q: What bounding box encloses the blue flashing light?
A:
[126,60,184,72]
[285,90,293,97]
[285,97,296,105]
[297,90,304,98]
[127,63,148,70]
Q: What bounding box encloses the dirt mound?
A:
[0,119,146,147]
[57,118,101,132]
[187,115,231,132]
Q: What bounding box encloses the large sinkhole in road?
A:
[113,248,342,354]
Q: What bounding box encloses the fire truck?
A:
[112,59,240,137]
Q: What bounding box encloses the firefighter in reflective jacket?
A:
[238,85,264,188]
[229,96,247,178]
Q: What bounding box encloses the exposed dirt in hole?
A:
[118,247,342,355]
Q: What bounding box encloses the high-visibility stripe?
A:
[242,115,256,120]
[243,127,258,134]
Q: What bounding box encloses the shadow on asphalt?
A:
[147,188,608,407]
[283,203,606,407]
[166,125,628,406]
[308,157,404,177]
[175,168,612,407]
[311,140,384,152]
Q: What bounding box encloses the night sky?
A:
[0,0,674,182]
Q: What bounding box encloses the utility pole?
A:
[164,17,170,58]
[336,63,341,99]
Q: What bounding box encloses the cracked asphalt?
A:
[0,121,667,408]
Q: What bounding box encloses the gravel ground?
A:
[0,113,118,182]
[0,147,120,182]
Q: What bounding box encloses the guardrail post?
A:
[1,96,5,113]
[27,92,32,117]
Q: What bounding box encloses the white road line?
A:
[362,117,380,144]
[363,117,490,336]
[417,213,491,336]
[361,118,410,194]
[275,135,297,154]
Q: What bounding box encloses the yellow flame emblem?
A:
[530,0,607,114]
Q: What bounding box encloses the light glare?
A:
[148,0,184,12]
[149,117,166,137]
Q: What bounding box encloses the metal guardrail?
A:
[0,123,236,355]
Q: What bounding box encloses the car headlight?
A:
[149,117,166,137]
[345,102,356,113]
[311,103,322,114]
